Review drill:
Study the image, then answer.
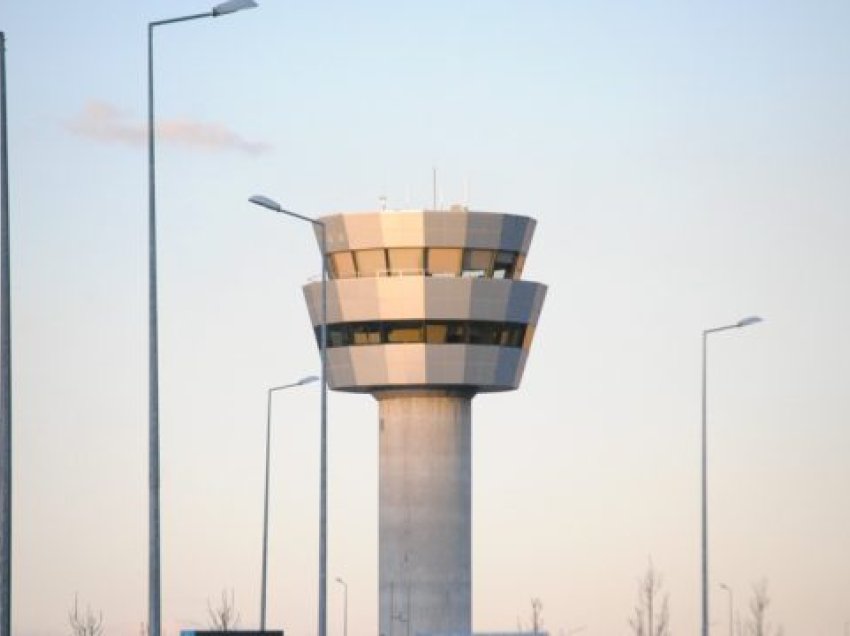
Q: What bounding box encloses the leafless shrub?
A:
[628,561,670,636]
[207,588,240,631]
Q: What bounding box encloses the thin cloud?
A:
[65,100,271,155]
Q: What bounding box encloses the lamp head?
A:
[736,315,763,328]
[212,0,258,17]
[298,375,320,386]
[249,194,283,213]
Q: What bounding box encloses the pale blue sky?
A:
[2,1,849,634]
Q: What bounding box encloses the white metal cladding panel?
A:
[505,282,548,323]
[383,345,430,384]
[344,213,384,250]
[375,277,426,320]
[317,214,349,252]
[425,345,468,385]
[421,278,473,320]
[529,284,548,325]
[316,210,537,253]
[467,279,512,320]
[303,279,546,325]
[520,216,537,254]
[380,212,425,246]
[327,348,356,387]
[349,346,389,387]
[464,213,504,249]
[423,212,469,247]
[325,344,525,392]
[463,346,501,386]
[496,347,524,387]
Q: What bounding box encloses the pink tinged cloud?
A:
[65,100,271,155]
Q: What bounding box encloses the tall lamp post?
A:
[249,194,329,636]
[0,30,12,636]
[260,375,319,630]
[335,577,348,636]
[146,3,257,635]
[719,583,733,636]
[701,315,762,636]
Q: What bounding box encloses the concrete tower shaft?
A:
[301,207,546,636]
[378,390,472,636]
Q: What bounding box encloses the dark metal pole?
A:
[0,30,12,636]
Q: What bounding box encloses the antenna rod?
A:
[432,167,437,210]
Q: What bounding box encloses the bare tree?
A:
[531,597,544,634]
[628,561,670,636]
[745,580,783,636]
[207,589,240,631]
[68,594,104,636]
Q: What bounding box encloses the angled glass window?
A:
[351,322,382,345]
[468,321,498,345]
[387,248,424,276]
[386,321,424,343]
[492,250,517,279]
[354,249,388,277]
[427,248,462,277]
[500,323,525,347]
[328,324,351,347]
[462,249,494,278]
[445,322,467,344]
[330,251,356,279]
[318,320,527,348]
[425,323,448,344]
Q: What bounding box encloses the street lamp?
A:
[701,315,762,636]
[719,583,733,636]
[249,194,329,636]
[260,375,319,630]
[146,4,257,636]
[335,577,348,636]
[0,30,12,636]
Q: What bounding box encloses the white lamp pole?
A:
[0,30,12,636]
[719,583,733,636]
[249,194,329,636]
[260,375,319,630]
[701,316,762,636]
[335,577,348,636]
[146,4,257,636]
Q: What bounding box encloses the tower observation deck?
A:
[302,206,547,636]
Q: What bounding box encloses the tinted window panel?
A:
[425,323,448,344]
[330,252,356,279]
[352,323,381,345]
[386,321,424,343]
[492,251,516,279]
[462,249,493,278]
[427,248,462,277]
[387,248,424,275]
[445,322,467,344]
[320,320,527,348]
[355,249,387,277]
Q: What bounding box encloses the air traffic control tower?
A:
[302,206,547,636]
